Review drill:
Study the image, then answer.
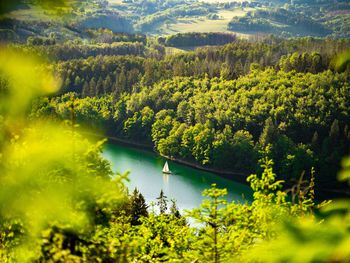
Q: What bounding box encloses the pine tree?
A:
[82,81,89,97]
[117,68,127,93]
[156,190,168,214]
[130,188,148,225]
[234,60,244,78]
[259,118,278,147]
[344,125,349,139]
[95,77,104,97]
[170,199,181,218]
[64,77,71,92]
[188,184,228,263]
[329,119,340,143]
[103,75,112,94]
[345,125,350,150]
[311,131,320,153]
[74,76,81,89]
[89,78,96,97]
[220,63,230,80]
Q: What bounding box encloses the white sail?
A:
[162,161,170,174]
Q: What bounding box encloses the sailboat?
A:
[162,161,171,174]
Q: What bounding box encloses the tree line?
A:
[228,8,331,37]
[162,32,237,47]
[40,37,350,99]
[14,42,146,61]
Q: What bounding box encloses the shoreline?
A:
[159,153,248,185]
[85,132,250,185]
[106,135,153,150]
[86,132,350,198]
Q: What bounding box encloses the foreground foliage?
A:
[24,37,350,197]
[0,46,349,262]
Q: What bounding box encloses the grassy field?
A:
[161,9,249,37]
[6,6,55,21]
[108,0,124,4]
[165,46,189,55]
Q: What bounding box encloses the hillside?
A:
[0,0,349,43]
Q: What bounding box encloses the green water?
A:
[103,143,252,211]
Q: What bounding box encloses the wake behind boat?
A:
[162,161,171,174]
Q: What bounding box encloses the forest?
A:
[228,8,331,37]
[0,0,350,262]
[26,37,350,197]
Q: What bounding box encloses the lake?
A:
[103,143,253,212]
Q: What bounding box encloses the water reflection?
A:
[163,173,169,184]
[103,143,252,211]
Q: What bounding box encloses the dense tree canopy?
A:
[1,0,350,261]
[27,37,350,196]
[32,66,350,196]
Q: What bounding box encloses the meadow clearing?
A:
[161,9,250,37]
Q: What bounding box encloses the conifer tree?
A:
[156,190,168,214]
[130,188,148,225]
[188,184,228,263]
[74,76,81,88]
[96,77,104,97]
[82,81,89,97]
[329,119,340,142]
[311,131,320,153]
[103,75,112,94]
[259,117,278,147]
[170,199,181,218]
[89,78,96,97]
[117,68,127,93]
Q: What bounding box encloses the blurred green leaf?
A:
[0,0,72,14]
[335,50,350,72]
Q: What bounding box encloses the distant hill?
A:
[0,0,349,43]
